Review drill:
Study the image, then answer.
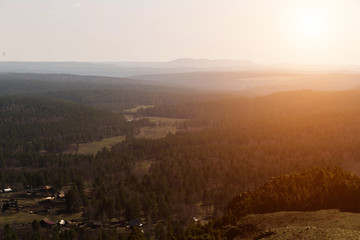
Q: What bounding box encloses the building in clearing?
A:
[129,219,142,227]
[3,188,12,192]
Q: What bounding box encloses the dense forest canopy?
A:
[227,167,360,217]
[0,96,129,154]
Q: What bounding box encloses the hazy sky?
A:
[1,0,360,65]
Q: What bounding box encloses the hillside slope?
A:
[227,167,360,218]
[182,167,360,239]
[233,210,360,240]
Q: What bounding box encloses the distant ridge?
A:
[0,59,257,77]
[167,58,256,67]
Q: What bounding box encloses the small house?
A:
[129,219,142,227]
[3,188,12,192]
[91,221,102,228]
[58,219,66,226]
[192,217,199,222]
[44,185,55,192]
[57,192,65,199]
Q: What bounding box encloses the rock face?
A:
[231,210,360,240]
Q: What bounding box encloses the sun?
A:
[296,8,328,39]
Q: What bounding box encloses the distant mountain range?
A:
[100,58,256,69]
[0,58,258,77]
[132,71,360,93]
[2,59,360,94]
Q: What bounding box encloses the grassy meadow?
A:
[75,116,186,154]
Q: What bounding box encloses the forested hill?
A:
[0,73,226,111]
[0,96,129,154]
[227,167,360,218]
[0,73,134,95]
[183,167,360,239]
[142,89,360,127]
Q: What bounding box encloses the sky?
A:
[1,0,360,65]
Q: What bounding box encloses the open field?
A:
[0,211,82,225]
[232,210,360,240]
[136,117,185,139]
[77,135,127,155]
[124,105,154,113]
[145,116,186,123]
[136,125,177,139]
[75,116,187,154]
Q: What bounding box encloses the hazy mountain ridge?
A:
[2,61,360,94]
[0,58,258,77]
[166,58,256,67]
[134,71,360,92]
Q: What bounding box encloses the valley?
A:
[1,72,360,239]
[4,0,360,238]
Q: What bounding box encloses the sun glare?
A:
[297,9,327,39]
